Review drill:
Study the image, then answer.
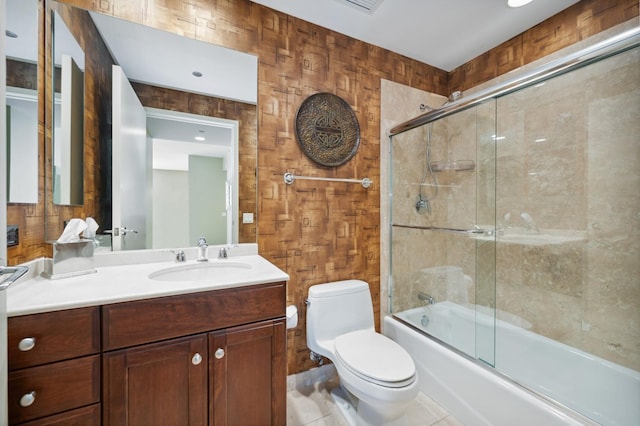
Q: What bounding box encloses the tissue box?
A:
[43,240,97,279]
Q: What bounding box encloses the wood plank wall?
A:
[449,0,639,93]
[251,7,446,374]
[8,0,637,375]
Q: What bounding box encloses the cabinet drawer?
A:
[18,404,101,426]
[8,307,100,370]
[102,281,286,350]
[8,355,101,424]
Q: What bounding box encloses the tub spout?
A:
[418,292,435,305]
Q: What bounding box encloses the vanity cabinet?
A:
[7,281,286,425]
[210,320,286,426]
[7,307,101,425]
[102,281,287,425]
[103,334,209,425]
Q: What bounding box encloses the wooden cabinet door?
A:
[103,334,208,426]
[209,319,286,426]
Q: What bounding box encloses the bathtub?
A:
[385,301,640,426]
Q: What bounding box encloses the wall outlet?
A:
[242,213,254,224]
[7,225,19,247]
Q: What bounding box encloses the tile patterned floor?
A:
[286,365,463,426]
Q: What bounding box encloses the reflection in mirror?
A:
[88,8,257,250]
[6,88,38,203]
[5,0,38,204]
[147,109,239,249]
[52,10,85,205]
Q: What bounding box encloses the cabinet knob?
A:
[215,348,225,359]
[191,353,203,365]
[18,337,36,352]
[20,391,36,407]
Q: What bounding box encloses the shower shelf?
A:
[430,160,475,172]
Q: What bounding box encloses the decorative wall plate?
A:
[294,93,360,167]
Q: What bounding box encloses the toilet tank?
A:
[306,280,375,355]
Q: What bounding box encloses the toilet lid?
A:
[334,330,416,388]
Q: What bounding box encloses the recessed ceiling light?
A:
[6,30,18,38]
[192,71,203,77]
[508,0,533,7]
[195,136,206,141]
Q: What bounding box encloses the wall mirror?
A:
[48,1,258,251]
[5,0,38,204]
[51,9,85,205]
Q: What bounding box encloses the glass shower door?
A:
[389,99,497,366]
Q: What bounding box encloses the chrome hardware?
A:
[120,227,138,236]
[18,337,36,352]
[192,353,203,365]
[197,237,208,262]
[0,265,29,291]
[392,224,485,234]
[218,247,228,259]
[310,351,324,366]
[20,391,36,407]
[105,226,138,237]
[171,249,186,262]
[421,314,430,327]
[284,172,372,189]
[418,292,435,305]
[215,348,225,359]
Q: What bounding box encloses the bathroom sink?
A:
[149,261,252,282]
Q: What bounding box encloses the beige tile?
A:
[287,379,341,426]
[432,415,465,426]
[286,367,460,426]
[405,392,450,426]
[300,414,350,426]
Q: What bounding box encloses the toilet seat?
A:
[334,330,416,388]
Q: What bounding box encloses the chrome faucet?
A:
[197,237,208,262]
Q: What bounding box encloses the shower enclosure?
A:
[388,27,639,425]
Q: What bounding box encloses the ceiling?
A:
[147,114,233,172]
[5,0,582,154]
[249,0,580,71]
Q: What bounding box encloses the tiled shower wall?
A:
[388,34,639,371]
[494,43,640,371]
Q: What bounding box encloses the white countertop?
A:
[7,244,289,317]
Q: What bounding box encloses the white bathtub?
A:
[385,301,640,426]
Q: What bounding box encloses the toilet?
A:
[306,280,418,426]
